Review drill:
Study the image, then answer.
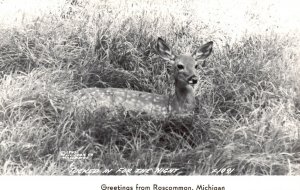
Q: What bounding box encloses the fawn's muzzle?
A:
[187,75,198,84]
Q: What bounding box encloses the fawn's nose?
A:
[188,75,198,84]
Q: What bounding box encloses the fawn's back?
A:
[73,87,171,115]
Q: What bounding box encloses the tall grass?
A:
[0,0,299,175]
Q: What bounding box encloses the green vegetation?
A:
[0,0,299,175]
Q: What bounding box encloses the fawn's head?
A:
[157,37,213,91]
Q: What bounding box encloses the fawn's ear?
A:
[193,41,213,61]
[157,37,175,61]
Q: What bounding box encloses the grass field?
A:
[0,0,299,175]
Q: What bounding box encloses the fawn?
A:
[72,37,213,116]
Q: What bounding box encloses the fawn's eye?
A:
[177,64,184,70]
[195,64,199,69]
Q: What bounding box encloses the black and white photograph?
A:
[0,0,299,181]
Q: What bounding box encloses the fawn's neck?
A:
[171,81,196,113]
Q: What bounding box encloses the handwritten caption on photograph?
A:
[69,163,180,175]
[59,151,180,175]
[59,151,234,175]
